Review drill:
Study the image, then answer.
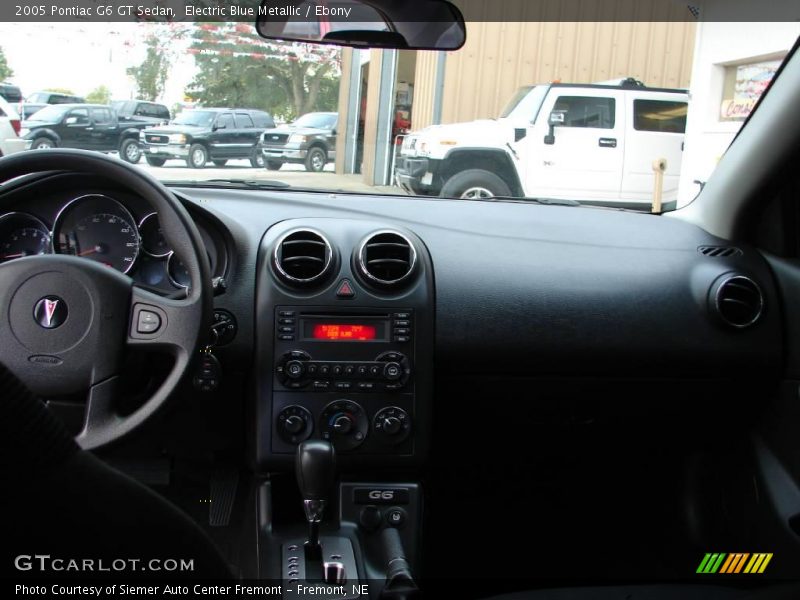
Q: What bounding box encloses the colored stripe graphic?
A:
[699,553,773,574]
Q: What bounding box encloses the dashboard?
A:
[0,170,785,473]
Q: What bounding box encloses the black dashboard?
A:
[0,171,785,472]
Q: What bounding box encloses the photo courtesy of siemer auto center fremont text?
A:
[3,0,800,598]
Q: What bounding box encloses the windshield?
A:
[171,110,217,127]
[293,113,337,129]
[0,16,797,211]
[23,104,67,122]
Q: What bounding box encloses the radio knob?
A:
[285,360,306,380]
[382,416,402,435]
[383,362,403,381]
[333,415,354,434]
[284,415,305,434]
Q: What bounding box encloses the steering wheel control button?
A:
[320,400,369,452]
[373,407,412,444]
[336,278,356,298]
[33,296,68,329]
[276,405,313,444]
[136,310,161,334]
[385,508,407,528]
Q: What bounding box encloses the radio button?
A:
[394,312,410,319]
[357,365,368,376]
[279,334,295,341]
[332,365,343,376]
[319,365,331,376]
[369,365,381,377]
[312,380,330,390]
[286,360,305,379]
[335,381,353,391]
[279,311,296,318]
[384,363,402,381]
[393,320,410,327]
[357,382,375,391]
[395,336,410,343]
[344,365,356,376]
[393,328,410,335]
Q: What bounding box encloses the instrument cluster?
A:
[0,192,224,292]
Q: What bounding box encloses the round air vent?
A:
[356,231,418,288]
[714,275,764,328]
[272,229,333,286]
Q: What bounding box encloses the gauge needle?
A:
[1,252,27,259]
[78,246,99,256]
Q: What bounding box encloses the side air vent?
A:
[714,275,764,329]
[699,245,743,258]
[356,231,417,288]
[272,229,333,286]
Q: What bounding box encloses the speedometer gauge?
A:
[0,213,51,263]
[53,195,140,273]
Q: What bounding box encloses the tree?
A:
[184,24,341,121]
[86,85,111,105]
[0,47,13,81]
[126,36,170,101]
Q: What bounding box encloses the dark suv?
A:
[19,103,149,163]
[0,82,22,104]
[258,112,338,172]
[140,108,274,168]
[111,99,171,127]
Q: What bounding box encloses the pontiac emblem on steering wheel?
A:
[33,296,68,329]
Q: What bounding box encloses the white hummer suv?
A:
[396,79,689,208]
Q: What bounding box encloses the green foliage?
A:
[185,24,341,121]
[86,85,111,105]
[126,37,169,101]
[0,47,13,81]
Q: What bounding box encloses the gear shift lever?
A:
[295,440,336,559]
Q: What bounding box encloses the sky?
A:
[0,23,195,106]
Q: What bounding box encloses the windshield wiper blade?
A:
[162,179,291,190]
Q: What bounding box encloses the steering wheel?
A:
[0,149,212,449]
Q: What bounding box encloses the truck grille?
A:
[262,133,289,145]
[145,134,170,144]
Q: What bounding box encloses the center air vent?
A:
[714,275,764,329]
[273,229,333,286]
[356,231,417,288]
[699,245,743,258]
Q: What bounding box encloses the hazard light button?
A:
[336,279,356,298]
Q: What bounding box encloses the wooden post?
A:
[651,158,667,213]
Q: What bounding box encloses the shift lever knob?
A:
[296,440,336,502]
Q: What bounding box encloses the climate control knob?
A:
[276,405,313,444]
[373,407,411,445]
[320,400,369,452]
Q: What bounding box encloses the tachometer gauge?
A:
[139,212,171,257]
[0,213,51,263]
[53,195,140,273]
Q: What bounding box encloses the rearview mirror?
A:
[257,0,466,51]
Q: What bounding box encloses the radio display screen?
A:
[312,324,377,341]
[301,318,388,342]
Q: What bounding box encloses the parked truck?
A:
[396,78,689,209]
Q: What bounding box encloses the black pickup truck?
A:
[19,103,147,163]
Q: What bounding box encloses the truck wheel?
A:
[266,160,283,171]
[187,144,208,169]
[119,139,142,164]
[212,160,228,167]
[250,149,265,168]
[440,169,512,199]
[31,137,55,150]
[145,156,167,167]
[305,147,327,172]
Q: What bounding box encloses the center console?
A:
[253,219,433,596]
[255,219,433,470]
